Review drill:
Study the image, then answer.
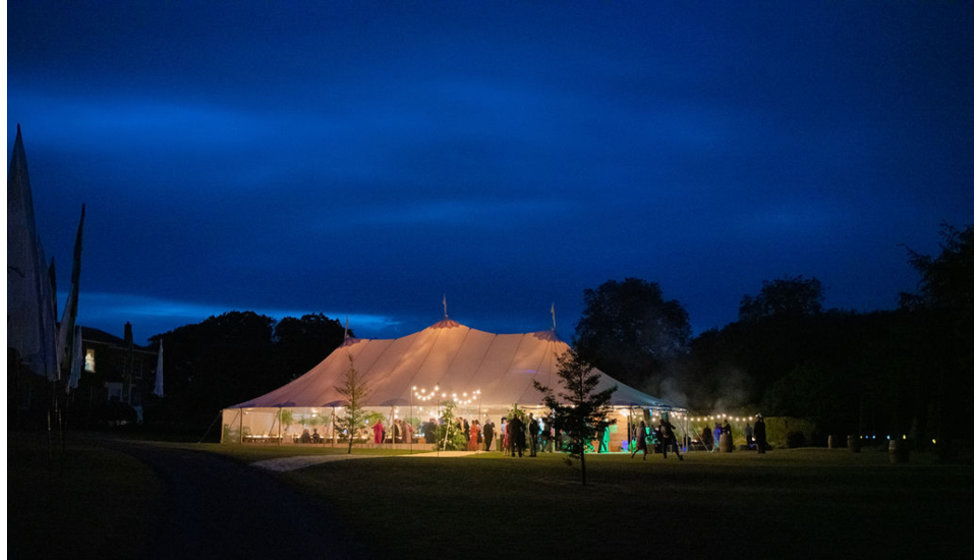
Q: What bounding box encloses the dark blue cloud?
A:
[8,1,972,344]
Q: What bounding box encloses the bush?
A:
[786,430,807,448]
[765,417,817,448]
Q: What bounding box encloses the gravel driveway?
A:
[110,442,367,559]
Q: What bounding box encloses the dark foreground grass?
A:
[9,436,972,560]
[176,442,416,463]
[278,448,973,559]
[8,433,165,559]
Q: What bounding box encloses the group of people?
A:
[631,417,684,460]
[441,412,596,457]
[372,418,415,444]
[702,420,734,452]
[697,414,768,453]
[296,412,770,456]
[298,428,323,443]
[449,414,542,457]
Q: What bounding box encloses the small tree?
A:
[534,348,615,486]
[334,353,370,454]
[279,408,294,437]
[434,400,467,451]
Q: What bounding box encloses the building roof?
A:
[80,326,151,352]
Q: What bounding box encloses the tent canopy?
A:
[231,319,681,411]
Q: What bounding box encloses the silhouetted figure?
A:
[631,421,648,460]
[754,414,768,454]
[528,414,539,457]
[701,426,713,451]
[659,419,683,460]
[745,421,754,450]
[423,419,437,444]
[509,415,526,457]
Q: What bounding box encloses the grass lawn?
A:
[8,435,972,559]
[173,441,417,463]
[272,448,972,559]
[7,433,165,559]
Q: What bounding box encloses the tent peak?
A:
[429,318,462,329]
[532,329,562,342]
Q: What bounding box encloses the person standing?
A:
[701,426,713,451]
[423,418,437,444]
[372,419,385,445]
[528,414,540,457]
[509,414,526,457]
[631,421,648,460]
[468,420,480,451]
[745,421,754,450]
[501,417,509,453]
[659,418,683,460]
[753,414,767,454]
[722,419,733,452]
[483,420,495,451]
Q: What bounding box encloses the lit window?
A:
[85,349,96,373]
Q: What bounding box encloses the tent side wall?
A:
[220,408,243,443]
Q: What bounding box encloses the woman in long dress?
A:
[468,420,480,451]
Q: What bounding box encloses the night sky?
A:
[7,2,974,345]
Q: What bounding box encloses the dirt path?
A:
[252,449,481,472]
[109,441,367,559]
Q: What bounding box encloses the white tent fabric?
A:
[231,319,679,410]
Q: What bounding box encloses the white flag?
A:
[8,125,58,380]
[153,339,164,397]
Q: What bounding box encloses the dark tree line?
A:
[144,312,349,436]
[572,225,972,456]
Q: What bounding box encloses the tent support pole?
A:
[628,407,633,452]
[202,410,224,444]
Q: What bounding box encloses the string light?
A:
[413,386,481,407]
